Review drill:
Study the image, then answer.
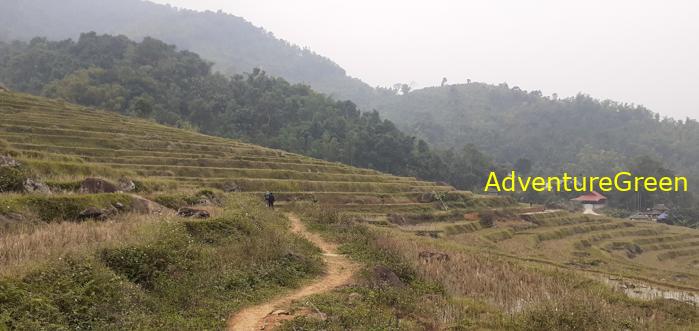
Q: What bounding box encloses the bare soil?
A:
[227,213,358,331]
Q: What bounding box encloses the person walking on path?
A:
[264,192,276,209]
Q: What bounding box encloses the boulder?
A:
[369,265,405,288]
[23,178,51,194]
[117,177,136,192]
[78,207,107,221]
[418,250,450,263]
[113,202,126,211]
[79,178,118,194]
[221,181,240,193]
[417,192,436,203]
[387,213,407,225]
[177,207,210,218]
[130,195,168,215]
[0,155,20,167]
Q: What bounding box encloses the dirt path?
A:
[227,213,357,331]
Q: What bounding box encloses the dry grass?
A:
[0,213,165,276]
[366,227,699,329]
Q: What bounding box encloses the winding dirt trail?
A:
[227,213,357,331]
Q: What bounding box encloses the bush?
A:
[518,298,635,331]
[479,211,495,228]
[0,166,28,193]
[45,180,82,192]
[184,216,255,244]
[0,258,139,330]
[101,243,189,291]
[22,194,132,221]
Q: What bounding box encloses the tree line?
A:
[0,33,495,190]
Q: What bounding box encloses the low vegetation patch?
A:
[0,193,132,222]
[0,196,324,330]
[282,204,699,330]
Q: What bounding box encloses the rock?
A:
[130,195,168,215]
[104,205,119,216]
[78,207,107,221]
[387,213,407,225]
[23,178,51,194]
[417,192,436,203]
[79,178,118,194]
[270,310,290,316]
[0,155,20,167]
[221,181,240,193]
[117,177,136,192]
[113,202,126,210]
[177,207,210,218]
[418,250,450,263]
[369,265,405,288]
[0,213,24,223]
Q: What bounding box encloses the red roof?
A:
[571,191,607,202]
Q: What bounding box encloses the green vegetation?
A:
[0,91,454,195]
[0,193,132,222]
[0,196,323,330]
[0,165,27,193]
[0,34,498,188]
[1,90,698,329]
[374,84,699,226]
[0,0,378,107]
[278,204,699,330]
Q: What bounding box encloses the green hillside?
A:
[373,83,699,223]
[1,91,698,330]
[0,33,499,191]
[0,90,504,329]
[0,91,459,196]
[0,0,377,107]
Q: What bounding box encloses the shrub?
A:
[0,257,139,330]
[101,244,188,290]
[0,166,28,193]
[184,217,255,244]
[479,211,495,228]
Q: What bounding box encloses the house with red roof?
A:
[571,191,607,210]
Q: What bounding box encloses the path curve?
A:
[227,213,357,331]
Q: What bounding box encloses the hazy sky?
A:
[151,0,698,120]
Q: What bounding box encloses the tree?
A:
[514,158,532,175]
[400,84,411,95]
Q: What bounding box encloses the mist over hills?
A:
[0,0,377,107]
[374,83,699,179]
[2,0,699,222]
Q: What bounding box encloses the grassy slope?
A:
[3,91,697,329]
[278,205,699,330]
[0,91,503,329]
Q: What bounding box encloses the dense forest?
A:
[1,0,697,226]
[0,33,496,190]
[372,83,699,225]
[373,83,699,178]
[0,0,377,108]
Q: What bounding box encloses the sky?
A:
[150,0,699,120]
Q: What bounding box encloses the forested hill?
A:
[0,0,377,107]
[0,33,496,190]
[374,83,699,181]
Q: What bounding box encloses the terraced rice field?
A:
[382,207,699,291]
[0,91,514,216]
[4,91,697,303]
